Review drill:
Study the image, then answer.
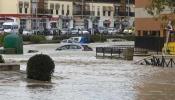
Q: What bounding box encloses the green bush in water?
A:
[27,54,55,81]
[29,35,46,43]
[0,55,5,63]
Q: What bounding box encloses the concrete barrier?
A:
[123,48,134,60]
[0,63,20,71]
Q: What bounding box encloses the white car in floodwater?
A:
[56,44,93,51]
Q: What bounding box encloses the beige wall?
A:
[0,0,18,14]
[0,0,31,14]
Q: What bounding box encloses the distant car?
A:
[61,37,89,44]
[56,44,93,51]
[107,28,119,34]
[23,29,33,35]
[33,29,44,35]
[79,29,90,34]
[98,27,108,34]
[70,37,89,43]
[50,28,59,35]
[61,28,70,35]
[43,28,52,35]
[61,39,78,43]
[70,28,79,34]
[123,28,134,34]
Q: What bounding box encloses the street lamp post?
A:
[91,0,94,35]
[127,0,130,17]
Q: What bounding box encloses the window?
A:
[67,10,70,16]
[25,8,28,13]
[108,11,111,16]
[20,19,26,29]
[55,4,60,10]
[19,8,22,13]
[51,9,53,14]
[103,11,105,16]
[59,45,69,50]
[137,31,141,36]
[56,10,59,15]
[50,3,54,9]
[97,7,100,16]
[143,31,148,36]
[62,5,64,15]
[62,10,64,15]
[70,45,81,49]
[67,5,70,15]
[18,1,23,14]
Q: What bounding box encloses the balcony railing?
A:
[115,12,135,17]
[73,11,95,16]
[36,9,51,15]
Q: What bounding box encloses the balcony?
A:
[35,9,52,16]
[73,11,95,16]
[115,12,135,17]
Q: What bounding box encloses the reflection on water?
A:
[136,68,175,100]
[0,43,175,100]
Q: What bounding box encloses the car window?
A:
[59,45,69,50]
[74,38,79,41]
[70,45,81,49]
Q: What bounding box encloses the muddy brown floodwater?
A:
[0,43,175,100]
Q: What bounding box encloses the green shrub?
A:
[27,54,55,81]
[52,35,70,41]
[121,35,135,41]
[0,35,4,45]
[0,55,5,63]
[90,35,107,42]
[29,35,46,43]
[0,33,10,45]
[22,35,31,41]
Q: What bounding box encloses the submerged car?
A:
[61,39,78,43]
[56,44,93,51]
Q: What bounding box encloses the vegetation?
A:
[0,55,5,63]
[22,35,31,41]
[29,35,46,43]
[27,54,55,81]
[146,0,175,28]
[0,33,10,45]
[90,34,107,42]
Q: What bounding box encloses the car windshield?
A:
[3,25,11,29]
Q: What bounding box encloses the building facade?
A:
[0,0,135,31]
[135,0,174,37]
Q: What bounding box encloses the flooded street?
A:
[1,42,175,100]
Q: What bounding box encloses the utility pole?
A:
[81,0,84,19]
[91,0,94,35]
[127,0,130,17]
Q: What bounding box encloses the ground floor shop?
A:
[0,15,134,33]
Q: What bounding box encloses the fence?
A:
[135,36,165,52]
